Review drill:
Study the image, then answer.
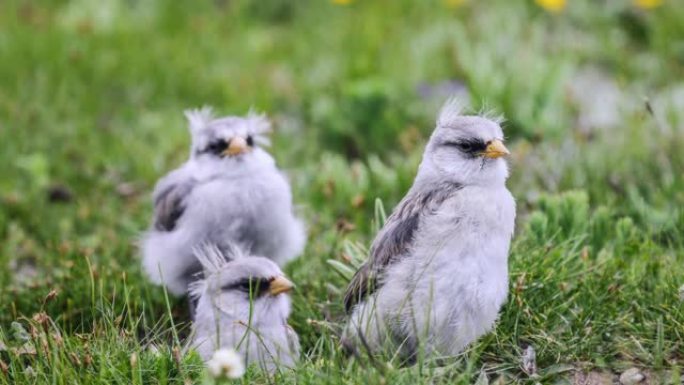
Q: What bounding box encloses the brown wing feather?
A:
[343,211,419,311]
[343,182,462,312]
[152,180,195,231]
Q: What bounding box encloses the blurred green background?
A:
[0,0,683,384]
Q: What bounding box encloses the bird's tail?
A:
[273,216,307,266]
[141,230,197,296]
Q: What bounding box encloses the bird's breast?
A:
[406,186,514,298]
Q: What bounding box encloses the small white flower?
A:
[206,348,245,379]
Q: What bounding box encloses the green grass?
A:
[1,0,683,383]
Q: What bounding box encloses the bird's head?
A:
[419,100,510,187]
[184,107,275,171]
[190,243,294,324]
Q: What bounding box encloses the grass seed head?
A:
[44,289,58,303]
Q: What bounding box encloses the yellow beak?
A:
[223,137,248,157]
[483,139,510,159]
[269,276,295,296]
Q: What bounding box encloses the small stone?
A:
[678,284,684,302]
[619,368,644,385]
[575,370,614,385]
[521,345,537,376]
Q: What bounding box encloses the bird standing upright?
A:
[343,100,515,362]
[188,243,300,373]
[141,108,306,296]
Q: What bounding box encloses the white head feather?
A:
[184,107,215,134]
[245,109,272,147]
[416,97,510,187]
[182,106,274,161]
[436,97,466,128]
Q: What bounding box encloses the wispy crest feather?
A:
[188,242,246,299]
[246,109,272,147]
[436,97,466,127]
[193,242,245,273]
[188,277,207,299]
[437,97,505,126]
[475,102,505,125]
[184,106,214,133]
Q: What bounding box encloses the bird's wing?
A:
[343,182,462,312]
[152,177,196,232]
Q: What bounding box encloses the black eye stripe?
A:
[199,136,256,156]
[443,139,487,154]
[222,277,271,296]
[202,139,228,155]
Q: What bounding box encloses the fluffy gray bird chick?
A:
[343,100,515,362]
[188,243,299,373]
[142,107,306,295]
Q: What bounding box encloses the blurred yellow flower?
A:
[634,0,663,9]
[332,0,353,5]
[443,0,467,9]
[535,0,566,13]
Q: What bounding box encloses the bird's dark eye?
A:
[458,142,473,151]
[224,277,270,297]
[206,139,228,155]
[444,139,487,156]
[246,135,254,147]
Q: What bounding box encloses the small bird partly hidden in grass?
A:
[141,107,306,297]
[188,243,299,373]
[342,99,515,363]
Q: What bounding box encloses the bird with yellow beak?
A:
[189,243,300,373]
[343,99,515,362]
[141,107,307,303]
